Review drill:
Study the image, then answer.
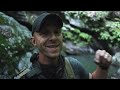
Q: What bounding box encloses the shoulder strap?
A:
[14,66,41,79]
[25,66,41,78]
[14,68,30,79]
[64,57,75,79]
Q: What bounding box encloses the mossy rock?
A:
[0,12,32,78]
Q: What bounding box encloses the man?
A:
[17,12,112,79]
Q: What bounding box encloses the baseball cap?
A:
[32,12,63,35]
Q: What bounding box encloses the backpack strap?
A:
[14,68,31,79]
[25,66,41,78]
[64,57,75,79]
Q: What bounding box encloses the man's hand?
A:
[94,50,112,70]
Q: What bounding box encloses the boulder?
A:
[0,12,32,78]
[112,52,120,67]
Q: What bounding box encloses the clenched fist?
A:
[94,50,112,70]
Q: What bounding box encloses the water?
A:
[68,53,119,77]
[68,54,96,73]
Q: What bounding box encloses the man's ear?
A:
[31,37,37,46]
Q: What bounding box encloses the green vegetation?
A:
[62,11,120,54]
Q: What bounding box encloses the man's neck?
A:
[38,52,59,65]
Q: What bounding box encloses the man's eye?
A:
[39,32,48,35]
[55,30,61,35]
[56,33,60,36]
[43,32,48,35]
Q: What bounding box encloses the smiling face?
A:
[32,24,63,59]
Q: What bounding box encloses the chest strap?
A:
[65,58,75,79]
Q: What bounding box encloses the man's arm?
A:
[91,50,112,79]
[91,67,108,79]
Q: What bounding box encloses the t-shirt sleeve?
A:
[68,57,89,79]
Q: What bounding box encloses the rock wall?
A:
[0,12,32,78]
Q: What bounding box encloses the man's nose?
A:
[49,33,57,40]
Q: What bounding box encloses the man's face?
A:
[32,24,63,59]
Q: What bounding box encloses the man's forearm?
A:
[91,66,108,79]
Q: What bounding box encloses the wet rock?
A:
[63,41,94,55]
[0,12,32,78]
[18,52,32,71]
[112,52,120,67]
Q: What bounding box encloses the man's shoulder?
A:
[65,56,89,79]
[65,56,82,67]
[64,56,85,72]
